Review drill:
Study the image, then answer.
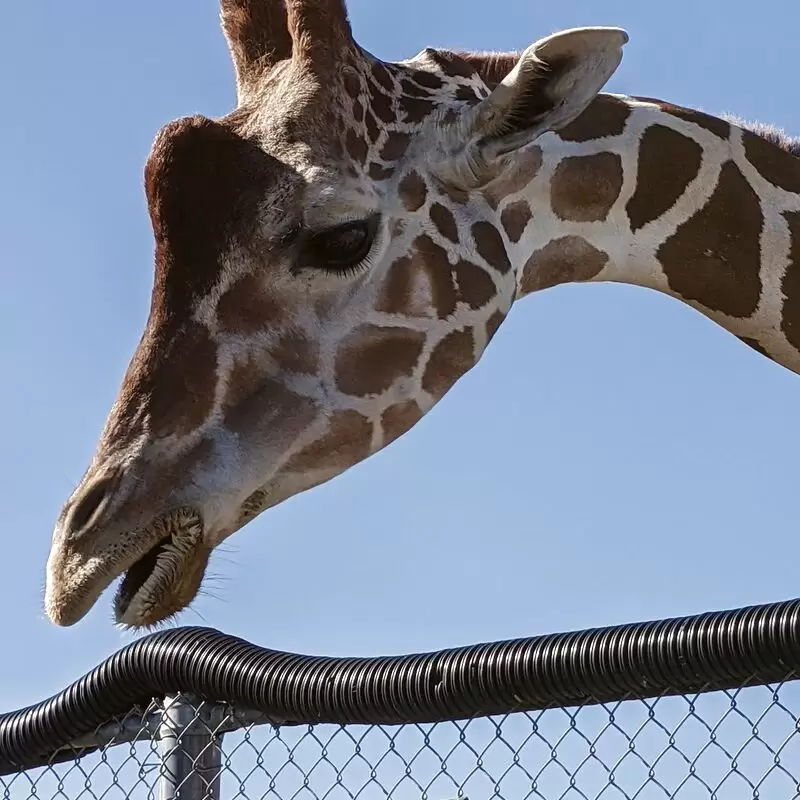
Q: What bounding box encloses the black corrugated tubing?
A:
[1,598,800,775]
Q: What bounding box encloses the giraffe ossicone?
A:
[44,0,800,628]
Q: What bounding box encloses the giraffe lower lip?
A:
[112,508,204,626]
[114,536,172,615]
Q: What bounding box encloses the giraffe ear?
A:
[466,27,628,160]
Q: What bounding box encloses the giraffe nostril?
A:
[67,471,120,536]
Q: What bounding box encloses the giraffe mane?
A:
[723,114,800,158]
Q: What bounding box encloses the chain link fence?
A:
[3,600,800,799]
[3,684,800,799]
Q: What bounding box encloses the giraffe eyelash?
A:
[292,214,382,277]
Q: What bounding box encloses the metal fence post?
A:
[158,694,224,800]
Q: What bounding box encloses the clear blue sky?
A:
[1,0,799,714]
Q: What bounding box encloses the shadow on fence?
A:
[2,598,800,799]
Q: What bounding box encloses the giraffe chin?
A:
[112,509,209,629]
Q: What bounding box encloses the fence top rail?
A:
[2,596,800,776]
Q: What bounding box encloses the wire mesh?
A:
[3,680,800,800]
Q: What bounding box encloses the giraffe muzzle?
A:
[112,507,208,628]
[45,504,210,628]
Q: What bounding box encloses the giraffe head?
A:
[44,0,627,628]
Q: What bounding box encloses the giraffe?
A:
[44,0,800,629]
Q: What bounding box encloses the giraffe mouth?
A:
[113,509,207,627]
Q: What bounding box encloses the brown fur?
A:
[220,0,292,85]
[626,125,702,232]
[451,50,520,88]
[658,161,764,317]
[286,0,353,65]
[145,115,282,319]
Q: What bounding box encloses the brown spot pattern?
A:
[365,111,380,143]
[369,163,394,181]
[400,96,436,123]
[217,274,284,334]
[401,80,431,98]
[399,171,428,211]
[284,411,373,473]
[455,85,480,104]
[223,353,264,411]
[381,401,423,445]
[658,161,763,318]
[271,329,319,374]
[551,153,623,222]
[430,202,459,243]
[520,236,609,294]
[371,61,395,93]
[378,239,494,319]
[471,222,511,273]
[368,83,394,123]
[780,211,800,350]
[345,129,368,163]
[422,329,476,399]
[381,132,411,161]
[558,95,632,142]
[410,70,443,89]
[343,69,361,98]
[485,310,506,343]
[410,236,457,318]
[501,200,532,243]
[377,256,422,317]
[626,125,703,232]
[147,322,218,438]
[223,369,313,439]
[335,325,426,396]
[454,259,496,309]
[742,129,800,194]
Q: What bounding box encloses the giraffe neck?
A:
[510,95,800,373]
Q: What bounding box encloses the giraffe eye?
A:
[303,216,380,275]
